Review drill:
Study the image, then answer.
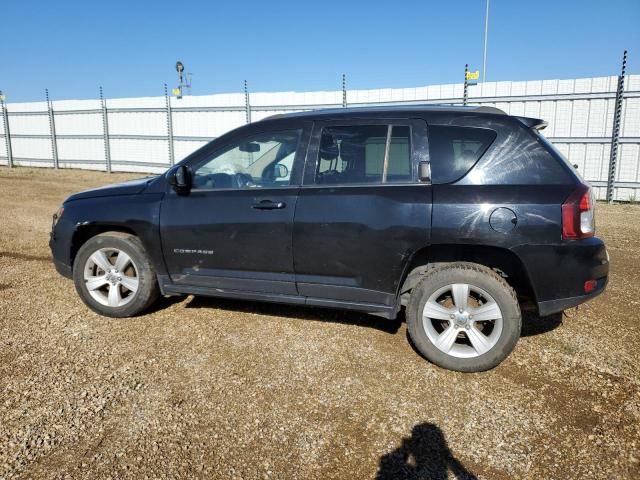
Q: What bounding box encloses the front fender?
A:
[50,193,165,277]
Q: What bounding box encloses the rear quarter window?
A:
[535,131,585,182]
[461,125,574,185]
[428,126,497,184]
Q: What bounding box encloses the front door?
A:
[293,119,432,306]
[160,122,310,295]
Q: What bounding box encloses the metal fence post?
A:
[342,74,347,108]
[0,91,13,168]
[463,64,469,106]
[244,80,251,124]
[164,84,175,166]
[99,87,112,173]
[606,50,627,203]
[45,89,59,169]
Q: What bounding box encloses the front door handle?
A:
[252,199,286,210]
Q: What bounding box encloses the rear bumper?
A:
[514,237,609,316]
[537,276,607,316]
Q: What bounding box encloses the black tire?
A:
[73,232,159,318]
[406,262,521,372]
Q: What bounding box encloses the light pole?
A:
[175,61,184,99]
[174,61,192,98]
[482,0,490,82]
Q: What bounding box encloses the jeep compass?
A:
[50,106,609,371]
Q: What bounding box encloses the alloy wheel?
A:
[422,283,503,358]
[83,248,139,308]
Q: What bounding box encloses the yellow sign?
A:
[0,94,5,102]
[172,88,181,97]
[465,70,480,81]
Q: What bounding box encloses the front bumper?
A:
[49,215,73,279]
[52,256,73,278]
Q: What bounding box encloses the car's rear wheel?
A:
[407,262,521,372]
[73,232,159,317]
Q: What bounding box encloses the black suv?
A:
[50,105,609,371]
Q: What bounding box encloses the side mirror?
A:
[418,161,431,182]
[273,163,289,179]
[167,165,191,194]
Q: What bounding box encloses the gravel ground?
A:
[0,167,639,479]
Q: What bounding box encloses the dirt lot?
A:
[0,167,639,479]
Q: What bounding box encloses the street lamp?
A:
[173,61,192,98]
[482,0,490,82]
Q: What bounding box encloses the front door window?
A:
[192,129,302,189]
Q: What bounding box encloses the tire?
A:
[73,232,159,318]
[406,262,521,372]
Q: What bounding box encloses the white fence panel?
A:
[174,140,208,162]
[11,137,51,161]
[109,138,169,166]
[107,111,167,137]
[172,110,244,138]
[7,114,50,136]
[622,97,640,137]
[0,138,7,166]
[57,138,105,162]
[54,112,102,136]
[1,74,639,200]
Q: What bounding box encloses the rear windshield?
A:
[428,126,497,183]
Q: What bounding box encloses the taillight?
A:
[584,280,597,293]
[562,184,595,240]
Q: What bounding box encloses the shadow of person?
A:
[376,422,478,480]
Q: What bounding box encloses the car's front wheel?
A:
[407,262,521,372]
[73,232,159,317]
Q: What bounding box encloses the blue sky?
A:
[1,0,638,102]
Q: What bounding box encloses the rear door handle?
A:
[252,199,286,210]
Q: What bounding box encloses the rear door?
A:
[292,118,432,307]
[160,120,311,295]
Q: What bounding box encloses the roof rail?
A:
[261,104,507,121]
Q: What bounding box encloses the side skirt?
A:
[160,280,398,319]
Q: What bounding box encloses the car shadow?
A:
[521,311,563,337]
[154,294,562,338]
[376,422,478,480]
[144,294,187,314]
[184,295,403,334]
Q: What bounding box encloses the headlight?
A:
[52,206,64,227]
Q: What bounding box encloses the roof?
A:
[262,104,506,121]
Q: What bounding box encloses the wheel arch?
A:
[70,224,139,268]
[397,244,537,311]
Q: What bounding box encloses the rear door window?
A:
[315,125,412,185]
[428,126,496,184]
